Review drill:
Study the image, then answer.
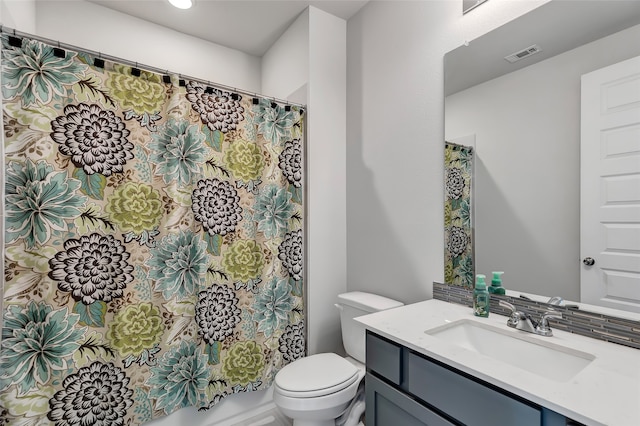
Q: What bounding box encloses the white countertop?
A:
[356,299,640,426]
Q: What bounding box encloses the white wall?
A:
[306,7,347,355]
[346,0,548,304]
[262,10,309,101]
[0,0,36,32]
[445,23,640,300]
[262,7,347,357]
[35,1,261,93]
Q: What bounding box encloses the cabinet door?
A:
[366,331,402,385]
[366,373,457,426]
[407,353,541,426]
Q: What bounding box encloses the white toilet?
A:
[273,292,403,426]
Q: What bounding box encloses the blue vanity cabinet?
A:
[365,331,582,426]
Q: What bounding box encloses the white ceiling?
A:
[87,0,369,56]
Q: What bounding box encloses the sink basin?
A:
[425,319,595,381]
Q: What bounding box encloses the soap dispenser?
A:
[473,274,490,318]
[489,271,506,295]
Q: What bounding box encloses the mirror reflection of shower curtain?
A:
[444,141,474,288]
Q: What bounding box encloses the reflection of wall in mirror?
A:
[444,23,640,301]
[463,0,489,15]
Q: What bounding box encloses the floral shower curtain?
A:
[0,34,305,426]
[444,142,474,288]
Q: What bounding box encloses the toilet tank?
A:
[336,292,403,363]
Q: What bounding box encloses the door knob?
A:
[583,257,595,266]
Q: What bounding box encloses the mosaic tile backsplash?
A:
[433,282,640,350]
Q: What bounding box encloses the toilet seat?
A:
[275,353,360,398]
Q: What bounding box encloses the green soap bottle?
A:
[489,271,506,295]
[473,274,490,317]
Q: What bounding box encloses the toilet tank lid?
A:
[337,292,404,313]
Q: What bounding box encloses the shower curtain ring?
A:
[163,70,172,84]
[94,52,105,68]
[53,41,65,58]
[131,63,141,77]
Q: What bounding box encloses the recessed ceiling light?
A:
[168,0,193,9]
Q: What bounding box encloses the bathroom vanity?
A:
[357,299,640,426]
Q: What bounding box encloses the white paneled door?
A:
[581,55,640,313]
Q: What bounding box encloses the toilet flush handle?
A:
[334,303,343,311]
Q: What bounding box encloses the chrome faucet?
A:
[499,300,537,333]
[498,301,563,337]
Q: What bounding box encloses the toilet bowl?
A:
[274,354,364,426]
[273,292,403,426]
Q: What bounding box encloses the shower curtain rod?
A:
[0,26,306,108]
[445,141,474,152]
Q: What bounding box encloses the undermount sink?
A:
[425,319,595,382]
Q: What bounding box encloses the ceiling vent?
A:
[504,44,542,63]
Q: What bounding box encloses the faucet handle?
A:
[498,301,521,328]
[547,296,564,306]
[536,310,563,336]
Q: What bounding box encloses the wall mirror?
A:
[444,0,640,317]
